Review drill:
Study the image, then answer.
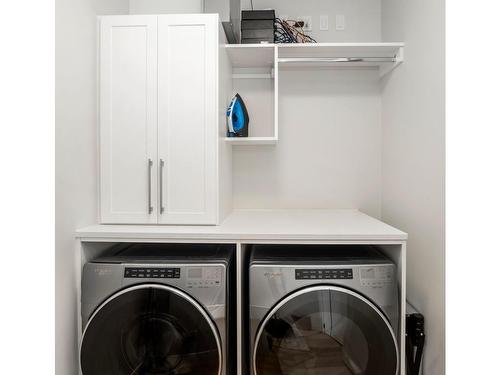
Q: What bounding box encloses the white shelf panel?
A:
[277,43,404,77]
[225,43,404,77]
[224,137,277,145]
[277,42,404,59]
[76,209,408,241]
[225,44,275,68]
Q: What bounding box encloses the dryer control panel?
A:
[124,267,180,279]
[295,268,354,280]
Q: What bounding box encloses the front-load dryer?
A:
[249,245,399,375]
[80,243,235,375]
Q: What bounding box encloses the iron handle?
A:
[160,159,165,214]
[148,158,153,214]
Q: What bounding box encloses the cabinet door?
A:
[100,16,158,224]
[157,15,218,224]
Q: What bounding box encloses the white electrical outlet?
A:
[297,16,312,31]
[336,14,345,31]
[320,15,329,31]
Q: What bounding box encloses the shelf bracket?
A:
[379,46,404,78]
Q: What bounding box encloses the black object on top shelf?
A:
[241,9,275,44]
[242,10,276,20]
[241,19,274,30]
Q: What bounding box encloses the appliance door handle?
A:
[160,159,165,214]
[148,158,153,214]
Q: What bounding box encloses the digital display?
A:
[187,268,203,279]
[361,268,376,279]
[359,266,394,287]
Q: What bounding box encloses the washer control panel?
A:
[359,266,393,287]
[124,267,180,279]
[186,267,222,288]
[295,268,353,280]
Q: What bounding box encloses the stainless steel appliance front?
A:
[249,248,400,375]
[81,260,227,375]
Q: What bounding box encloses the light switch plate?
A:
[336,14,345,31]
[320,15,329,31]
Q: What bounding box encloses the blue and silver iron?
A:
[226,93,249,137]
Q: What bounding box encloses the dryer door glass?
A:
[254,287,398,375]
[81,285,221,375]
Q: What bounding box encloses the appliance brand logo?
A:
[94,268,112,276]
[264,272,283,279]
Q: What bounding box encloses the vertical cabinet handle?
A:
[148,158,153,214]
[160,159,165,214]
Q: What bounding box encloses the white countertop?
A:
[76,209,407,242]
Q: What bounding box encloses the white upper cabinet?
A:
[99,16,158,224]
[157,15,218,224]
[99,14,221,225]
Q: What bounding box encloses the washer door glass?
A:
[254,287,398,375]
[81,285,221,375]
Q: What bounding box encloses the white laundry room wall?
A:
[232,0,384,218]
[129,0,204,14]
[381,0,445,374]
[241,0,381,42]
[232,69,383,218]
[55,1,129,374]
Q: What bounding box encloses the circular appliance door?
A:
[254,286,398,375]
[81,284,221,375]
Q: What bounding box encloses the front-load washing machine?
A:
[80,243,235,375]
[249,245,399,375]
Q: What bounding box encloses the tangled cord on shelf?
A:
[274,18,317,43]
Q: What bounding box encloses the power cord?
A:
[406,313,425,375]
[274,17,317,43]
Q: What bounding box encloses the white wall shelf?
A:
[224,136,278,145]
[225,44,275,68]
[277,42,404,58]
[222,43,404,147]
[225,42,404,78]
[224,44,279,145]
[278,43,404,78]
